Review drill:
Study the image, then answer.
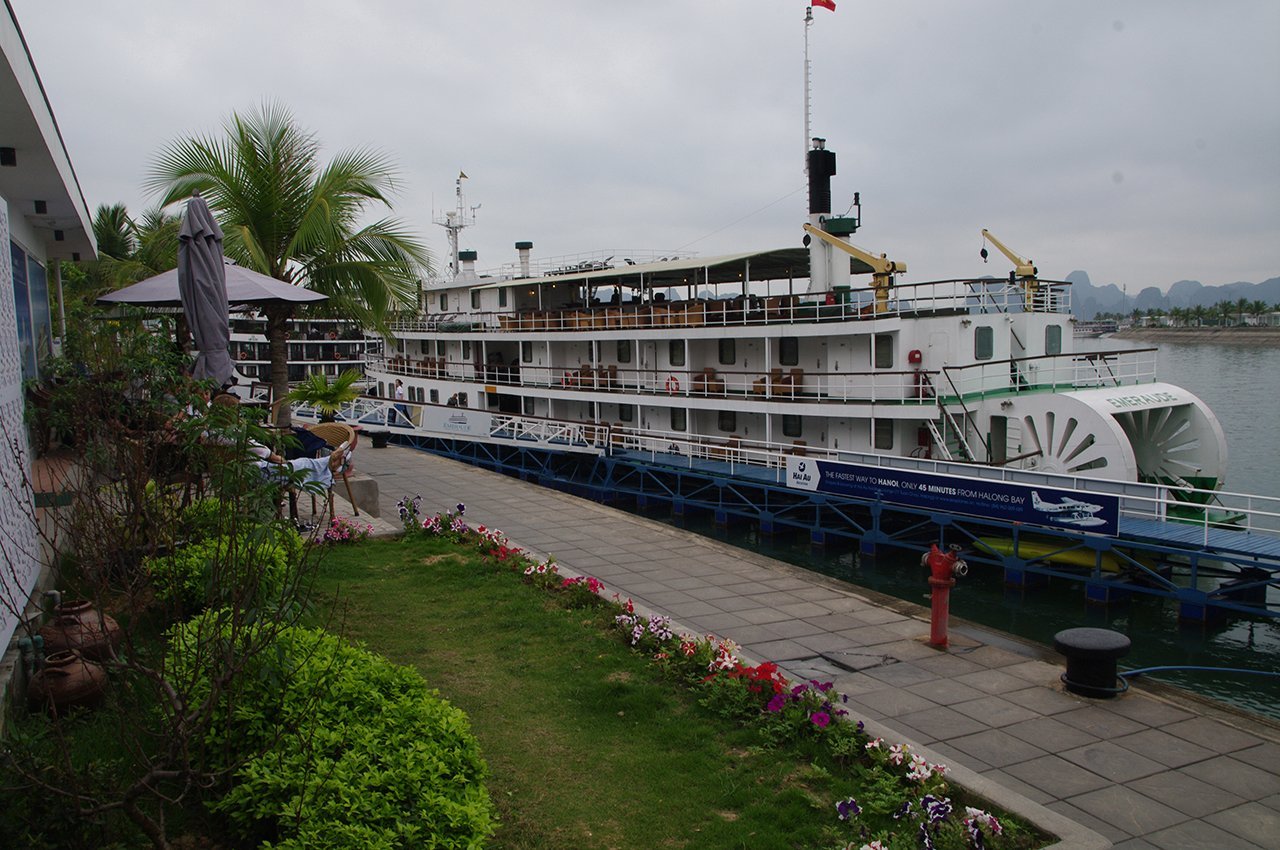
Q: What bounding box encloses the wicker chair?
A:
[305,422,359,516]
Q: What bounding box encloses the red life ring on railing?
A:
[665,374,680,394]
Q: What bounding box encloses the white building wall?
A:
[0,195,41,653]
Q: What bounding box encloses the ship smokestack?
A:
[515,241,533,278]
[458,249,478,281]
[807,137,836,215]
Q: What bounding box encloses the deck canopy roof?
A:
[466,247,838,292]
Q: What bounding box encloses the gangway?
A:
[293,399,1280,622]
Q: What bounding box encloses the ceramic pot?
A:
[28,651,107,715]
[39,599,121,662]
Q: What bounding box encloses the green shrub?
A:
[168,616,495,849]
[145,526,301,613]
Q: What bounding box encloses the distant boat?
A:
[1073,319,1118,338]
[229,315,380,386]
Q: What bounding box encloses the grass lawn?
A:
[312,535,1045,850]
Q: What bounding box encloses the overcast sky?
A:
[12,0,1280,293]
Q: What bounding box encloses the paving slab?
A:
[1004,754,1112,798]
[1202,800,1280,848]
[1059,741,1169,784]
[1146,819,1265,850]
[1065,786,1189,838]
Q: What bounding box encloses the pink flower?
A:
[810,711,831,728]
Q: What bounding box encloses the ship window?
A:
[780,337,799,366]
[782,414,802,438]
[669,340,685,367]
[975,326,994,360]
[521,341,533,362]
[873,334,893,369]
[1045,324,1062,355]
[718,338,736,365]
[617,340,632,363]
[436,340,447,356]
[430,389,439,404]
[377,382,385,397]
[499,287,508,308]
[619,404,633,422]
[719,410,736,432]
[671,407,687,432]
[462,341,471,360]
[523,396,535,415]
[439,293,447,311]
[874,419,894,450]
[470,290,480,309]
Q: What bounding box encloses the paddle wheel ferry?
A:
[362,145,1228,501]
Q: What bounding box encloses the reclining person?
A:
[208,392,353,487]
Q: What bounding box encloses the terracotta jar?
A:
[28,651,108,715]
[39,599,121,662]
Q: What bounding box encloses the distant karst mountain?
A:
[1065,271,1280,319]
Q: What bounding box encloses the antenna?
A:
[433,171,476,280]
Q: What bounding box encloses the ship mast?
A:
[803,7,813,200]
[433,171,477,280]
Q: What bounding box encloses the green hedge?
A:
[168,616,495,849]
[144,525,301,612]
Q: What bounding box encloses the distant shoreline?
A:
[1110,326,1280,346]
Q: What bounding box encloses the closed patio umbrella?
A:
[176,194,233,387]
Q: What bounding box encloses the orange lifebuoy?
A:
[665,375,680,394]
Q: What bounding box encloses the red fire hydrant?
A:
[922,543,968,648]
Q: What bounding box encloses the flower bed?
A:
[400,497,1039,850]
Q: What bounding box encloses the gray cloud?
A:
[12,0,1278,291]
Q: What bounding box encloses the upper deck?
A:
[391,275,1075,337]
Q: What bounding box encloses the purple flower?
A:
[918,820,936,850]
[456,502,466,514]
[892,800,914,820]
[766,694,787,712]
[835,796,861,821]
[922,795,952,825]
[810,711,831,728]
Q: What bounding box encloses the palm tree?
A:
[67,204,182,310]
[147,102,432,426]
[93,203,136,260]
[1247,299,1270,327]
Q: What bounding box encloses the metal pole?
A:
[804,7,813,203]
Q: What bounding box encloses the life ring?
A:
[665,375,680,394]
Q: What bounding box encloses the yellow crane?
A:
[802,222,906,314]
[980,229,1040,308]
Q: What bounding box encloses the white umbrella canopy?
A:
[98,263,329,309]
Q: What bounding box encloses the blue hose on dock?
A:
[1120,665,1280,680]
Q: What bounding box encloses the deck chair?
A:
[305,422,359,516]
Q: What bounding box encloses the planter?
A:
[39,599,121,662]
[29,651,108,715]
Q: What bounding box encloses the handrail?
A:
[369,350,1166,408]
[388,277,1076,335]
[287,394,1280,538]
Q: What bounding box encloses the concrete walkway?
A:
[346,445,1280,849]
